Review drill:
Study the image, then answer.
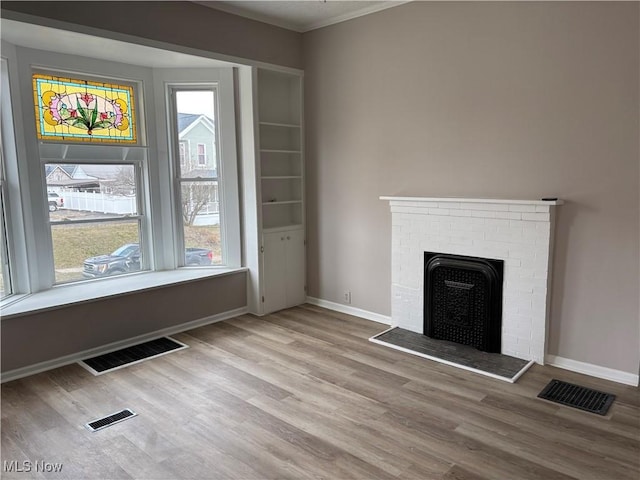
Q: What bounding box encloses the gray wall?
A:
[2,272,246,372]
[304,2,639,374]
[1,1,303,69]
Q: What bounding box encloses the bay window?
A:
[1,41,241,308]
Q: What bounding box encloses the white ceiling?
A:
[197,1,410,32]
[0,19,233,68]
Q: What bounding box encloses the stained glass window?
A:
[33,74,137,144]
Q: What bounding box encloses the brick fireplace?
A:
[381,197,562,363]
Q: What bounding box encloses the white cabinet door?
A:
[262,229,305,313]
[262,231,287,314]
[284,229,306,306]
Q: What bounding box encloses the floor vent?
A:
[85,409,137,432]
[537,379,615,415]
[79,337,187,375]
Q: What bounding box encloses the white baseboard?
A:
[545,354,639,387]
[1,306,249,384]
[306,297,392,325]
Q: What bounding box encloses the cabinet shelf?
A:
[262,175,302,180]
[260,149,301,154]
[259,121,301,128]
[262,200,302,206]
[263,224,303,233]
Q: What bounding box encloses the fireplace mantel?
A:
[380,196,564,206]
[381,195,562,364]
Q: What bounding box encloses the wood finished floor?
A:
[1,304,639,480]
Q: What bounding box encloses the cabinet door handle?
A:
[286,236,290,240]
[281,237,285,241]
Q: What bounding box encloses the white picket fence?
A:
[58,190,219,224]
[62,191,137,215]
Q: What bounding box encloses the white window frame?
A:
[1,51,31,298]
[6,46,156,293]
[0,145,12,298]
[154,68,240,270]
[0,43,243,314]
[32,65,151,286]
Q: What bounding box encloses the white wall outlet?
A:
[343,291,351,304]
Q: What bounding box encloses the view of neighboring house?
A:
[46,164,125,193]
[177,113,217,177]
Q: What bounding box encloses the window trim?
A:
[154,67,241,270]
[8,46,157,292]
[1,44,242,302]
[0,148,12,298]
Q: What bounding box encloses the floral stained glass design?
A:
[33,74,137,143]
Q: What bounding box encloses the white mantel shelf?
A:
[380,196,563,206]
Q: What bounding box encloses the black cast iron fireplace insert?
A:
[424,252,504,353]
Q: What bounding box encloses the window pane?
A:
[175,90,217,179]
[45,164,138,222]
[33,73,137,144]
[181,181,221,265]
[52,220,141,283]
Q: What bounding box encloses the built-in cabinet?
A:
[253,68,305,314]
[262,229,306,314]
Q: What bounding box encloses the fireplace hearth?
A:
[424,252,503,353]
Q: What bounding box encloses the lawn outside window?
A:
[45,162,145,284]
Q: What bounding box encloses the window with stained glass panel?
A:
[33,74,137,144]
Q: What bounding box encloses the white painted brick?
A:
[428,208,450,216]
[522,212,550,222]
[508,204,537,212]
[485,218,510,227]
[471,223,494,234]
[520,255,549,269]
[516,267,536,278]
[533,269,549,279]
[472,210,496,218]
[449,222,474,232]
[531,328,546,343]
[485,230,522,244]
[465,203,509,211]
[494,211,523,220]
[535,205,551,212]
[449,235,474,246]
[536,222,551,232]
[507,244,536,259]
[441,202,462,209]
[450,209,474,217]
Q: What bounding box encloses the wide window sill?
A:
[0,267,247,319]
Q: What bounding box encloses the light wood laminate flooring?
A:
[2,305,639,479]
